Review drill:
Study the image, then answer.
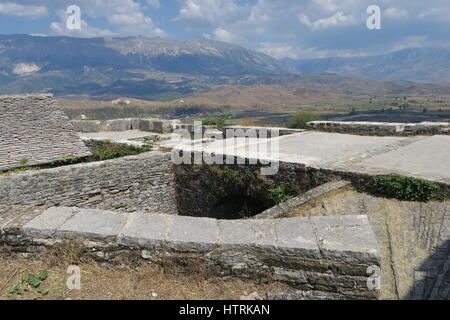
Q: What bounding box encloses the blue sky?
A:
[0,0,449,59]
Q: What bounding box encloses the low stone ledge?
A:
[224,126,305,138]
[70,118,180,134]
[13,207,381,299]
[307,121,450,136]
[253,181,351,220]
[70,120,101,133]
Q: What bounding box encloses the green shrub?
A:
[89,143,152,162]
[287,113,323,129]
[268,186,295,204]
[364,175,441,202]
[202,114,235,130]
[50,143,152,166]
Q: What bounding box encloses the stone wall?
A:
[307,121,450,136]
[281,188,450,300]
[0,94,91,171]
[70,120,101,133]
[3,207,381,300]
[70,118,179,133]
[173,155,371,218]
[0,152,178,215]
[224,126,305,138]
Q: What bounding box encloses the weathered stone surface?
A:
[289,189,450,300]
[218,219,276,251]
[0,152,178,215]
[254,181,351,219]
[310,215,380,263]
[275,218,320,258]
[70,120,101,133]
[168,215,218,252]
[105,118,142,132]
[153,120,177,134]
[307,121,450,136]
[119,212,173,248]
[16,207,380,300]
[22,207,76,238]
[0,94,91,171]
[56,208,128,241]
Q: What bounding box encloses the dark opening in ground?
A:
[208,195,268,220]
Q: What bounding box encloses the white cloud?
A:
[384,7,409,19]
[299,11,356,30]
[45,0,167,38]
[146,0,161,9]
[175,0,250,27]
[212,28,241,44]
[50,20,114,38]
[0,2,48,18]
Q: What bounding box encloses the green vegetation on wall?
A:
[1,143,152,175]
[203,165,297,206]
[268,186,295,204]
[201,114,235,130]
[287,113,323,129]
[363,175,443,202]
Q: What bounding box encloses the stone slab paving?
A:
[360,135,450,184]
[21,207,379,261]
[177,131,450,185]
[79,130,173,147]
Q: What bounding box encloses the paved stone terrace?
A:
[11,207,381,300]
[180,131,450,185]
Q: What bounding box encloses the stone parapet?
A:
[307,121,450,136]
[13,207,381,300]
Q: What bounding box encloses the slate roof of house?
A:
[0,94,91,171]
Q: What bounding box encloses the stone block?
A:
[22,207,77,238]
[310,215,380,263]
[152,120,176,134]
[119,212,173,248]
[139,119,156,132]
[167,215,218,252]
[275,218,321,258]
[56,208,128,241]
[218,219,277,251]
[70,120,101,133]
[105,119,141,132]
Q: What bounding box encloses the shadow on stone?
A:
[409,240,450,300]
[207,194,267,220]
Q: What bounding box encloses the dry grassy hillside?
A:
[58,85,349,110]
[180,85,348,107]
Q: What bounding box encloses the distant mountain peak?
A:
[287,47,450,83]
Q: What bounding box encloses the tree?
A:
[287,113,323,129]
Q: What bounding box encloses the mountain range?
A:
[284,47,450,83]
[0,34,449,100]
